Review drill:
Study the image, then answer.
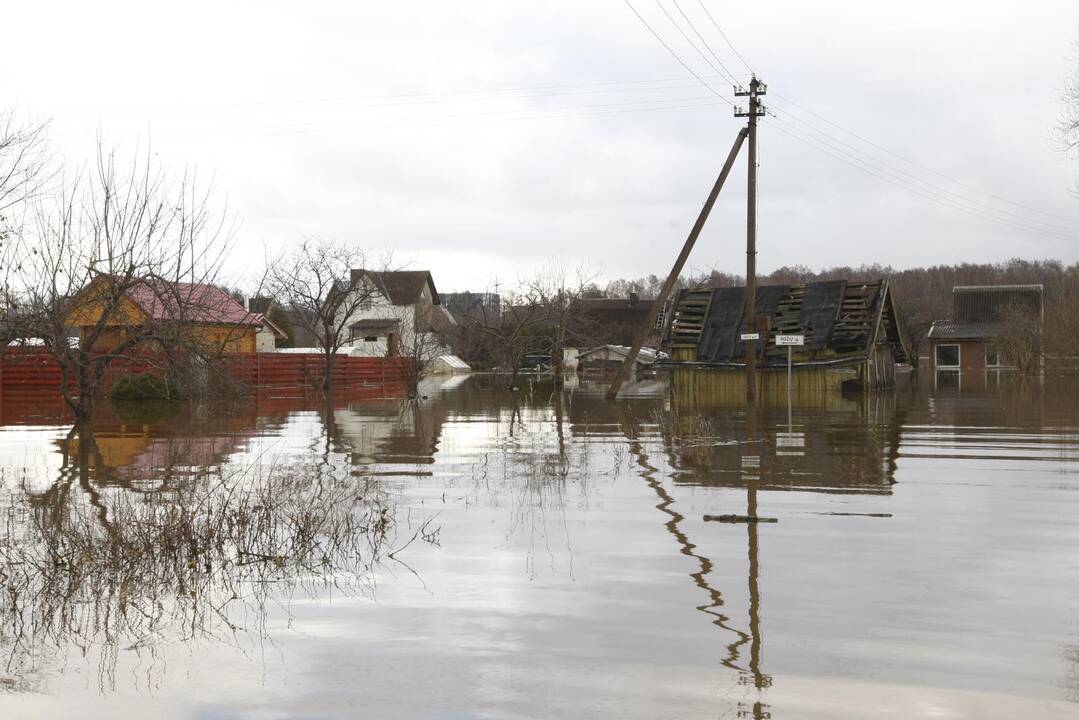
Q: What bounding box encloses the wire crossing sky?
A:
[3,0,1077,291]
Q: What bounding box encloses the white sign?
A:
[740,332,760,341]
[775,334,805,347]
[776,432,805,448]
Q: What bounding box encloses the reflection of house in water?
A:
[331,399,449,466]
[659,399,904,495]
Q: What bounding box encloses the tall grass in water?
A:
[0,448,408,692]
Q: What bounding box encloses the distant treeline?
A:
[592,259,1079,359]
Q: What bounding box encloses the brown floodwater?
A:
[0,370,1078,719]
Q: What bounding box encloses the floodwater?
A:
[0,371,1078,719]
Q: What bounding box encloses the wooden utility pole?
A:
[605,128,748,400]
[736,76,767,404]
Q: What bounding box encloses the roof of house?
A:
[116,278,259,326]
[251,313,287,339]
[951,284,1043,323]
[926,321,1001,340]
[664,279,910,366]
[354,270,440,306]
[432,354,471,371]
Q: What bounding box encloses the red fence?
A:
[0,349,413,400]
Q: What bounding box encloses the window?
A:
[364,335,378,342]
[935,344,960,368]
[985,345,1000,368]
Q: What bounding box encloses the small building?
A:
[426,354,471,375]
[927,285,1043,371]
[576,344,665,378]
[67,276,279,354]
[662,279,911,402]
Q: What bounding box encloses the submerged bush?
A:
[110,372,180,401]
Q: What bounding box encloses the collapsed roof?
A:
[664,279,910,366]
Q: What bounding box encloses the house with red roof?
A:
[66,275,285,354]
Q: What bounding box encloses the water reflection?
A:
[0,372,1076,717]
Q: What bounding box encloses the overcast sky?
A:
[4,1,1078,292]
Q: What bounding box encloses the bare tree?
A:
[1062,38,1079,190]
[266,239,381,391]
[524,266,597,386]
[0,112,51,344]
[466,287,549,389]
[393,302,452,395]
[0,111,50,218]
[1043,272,1079,366]
[996,303,1044,373]
[6,143,231,421]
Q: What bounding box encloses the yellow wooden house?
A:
[67,275,283,354]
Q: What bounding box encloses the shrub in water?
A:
[110,373,180,402]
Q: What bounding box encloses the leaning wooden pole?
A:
[605,127,748,400]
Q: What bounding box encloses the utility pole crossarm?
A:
[605,127,749,401]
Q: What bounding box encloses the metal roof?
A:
[927,320,1001,340]
[952,284,1043,293]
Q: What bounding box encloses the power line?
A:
[622,0,736,106]
[766,117,1078,242]
[653,0,739,86]
[765,106,1079,235]
[621,0,1079,242]
[35,74,751,121]
[767,91,1079,227]
[672,0,740,86]
[52,96,727,141]
[695,0,755,74]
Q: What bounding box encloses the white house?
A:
[340,270,455,359]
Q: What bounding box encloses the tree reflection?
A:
[0,425,396,693]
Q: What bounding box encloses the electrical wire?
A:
[766,117,1077,242]
[653,0,739,87]
[696,0,755,75]
[767,91,1079,227]
[626,1,1079,239]
[35,75,752,122]
[672,0,741,87]
[622,0,736,107]
[52,96,727,141]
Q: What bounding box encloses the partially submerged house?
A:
[343,270,455,358]
[927,284,1043,371]
[662,279,911,401]
[576,344,666,378]
[67,276,285,354]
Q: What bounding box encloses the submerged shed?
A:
[662,279,911,400]
[577,344,666,378]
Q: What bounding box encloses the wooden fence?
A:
[0,349,413,400]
